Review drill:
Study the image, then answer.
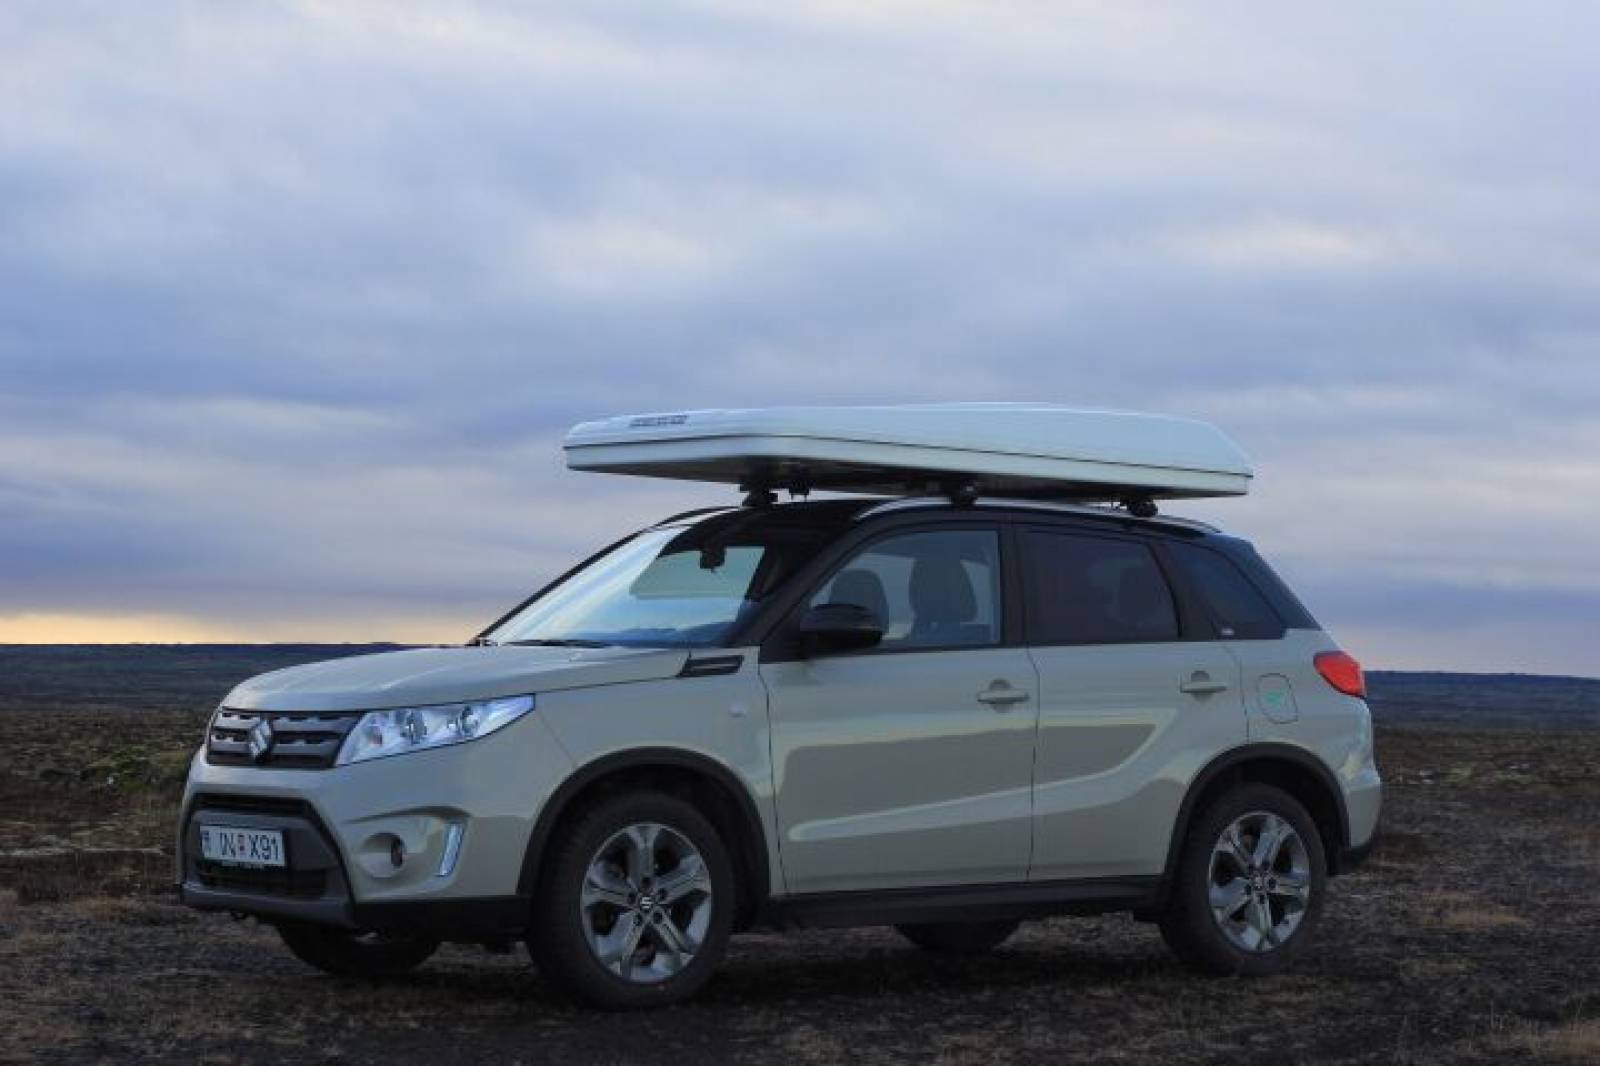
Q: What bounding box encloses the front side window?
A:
[809,529,1002,650]
[1024,531,1179,645]
[485,512,842,648]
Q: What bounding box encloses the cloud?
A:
[1,0,1597,671]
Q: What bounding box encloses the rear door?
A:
[1021,526,1247,882]
[760,524,1039,894]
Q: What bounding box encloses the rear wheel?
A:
[896,920,1020,955]
[1159,783,1327,977]
[277,923,439,978]
[529,791,736,1010]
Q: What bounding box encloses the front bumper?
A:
[176,710,573,932]
[181,794,356,927]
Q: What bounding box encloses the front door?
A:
[760,526,1039,894]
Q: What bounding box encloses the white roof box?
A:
[564,403,1252,502]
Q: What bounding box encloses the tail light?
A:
[1315,651,1366,698]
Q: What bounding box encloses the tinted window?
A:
[1168,542,1284,640]
[1024,532,1179,645]
[1226,544,1319,630]
[811,529,1001,650]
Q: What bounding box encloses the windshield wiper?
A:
[500,638,615,648]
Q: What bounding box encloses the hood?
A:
[224,645,694,713]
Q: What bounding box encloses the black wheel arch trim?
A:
[516,746,773,909]
[1158,742,1352,897]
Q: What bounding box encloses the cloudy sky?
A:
[2,2,1597,674]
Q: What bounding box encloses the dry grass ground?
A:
[2,654,1598,1064]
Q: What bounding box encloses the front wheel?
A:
[529,790,736,1009]
[1159,783,1327,977]
[277,923,439,978]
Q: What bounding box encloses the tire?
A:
[277,922,439,978]
[1159,783,1327,977]
[528,790,737,1010]
[896,919,1020,955]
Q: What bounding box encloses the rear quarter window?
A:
[1225,543,1319,631]
[1166,541,1287,640]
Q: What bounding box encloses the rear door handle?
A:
[1180,673,1230,696]
[977,681,1031,709]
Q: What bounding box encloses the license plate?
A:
[199,825,287,868]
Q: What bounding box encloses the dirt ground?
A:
[3,675,1599,1063]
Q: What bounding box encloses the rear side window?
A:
[1167,542,1285,640]
[1024,531,1180,645]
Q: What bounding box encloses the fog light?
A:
[389,838,406,869]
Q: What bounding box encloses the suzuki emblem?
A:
[247,718,275,761]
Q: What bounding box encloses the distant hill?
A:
[1,646,1596,730]
[1366,670,1600,730]
[0,644,408,716]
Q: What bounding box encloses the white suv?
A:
[178,495,1381,1009]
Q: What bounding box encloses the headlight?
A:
[336,694,535,766]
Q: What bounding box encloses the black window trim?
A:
[1016,523,1208,649]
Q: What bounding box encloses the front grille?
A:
[191,793,316,817]
[206,709,363,769]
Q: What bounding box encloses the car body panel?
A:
[180,708,573,903]
[1026,641,1247,880]
[1232,628,1382,848]
[760,647,1039,893]
[225,644,692,713]
[529,650,784,892]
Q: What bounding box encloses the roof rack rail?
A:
[857,496,1219,533]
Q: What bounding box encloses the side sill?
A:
[758,877,1160,931]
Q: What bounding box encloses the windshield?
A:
[483,508,851,648]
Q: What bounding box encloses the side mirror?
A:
[797,603,884,656]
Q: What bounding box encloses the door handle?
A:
[977,682,1031,709]
[1179,673,1230,696]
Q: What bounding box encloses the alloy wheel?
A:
[579,822,715,984]
[1207,810,1313,953]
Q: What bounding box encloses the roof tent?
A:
[563,403,1252,507]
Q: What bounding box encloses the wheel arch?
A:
[517,747,773,929]
[1158,743,1352,900]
